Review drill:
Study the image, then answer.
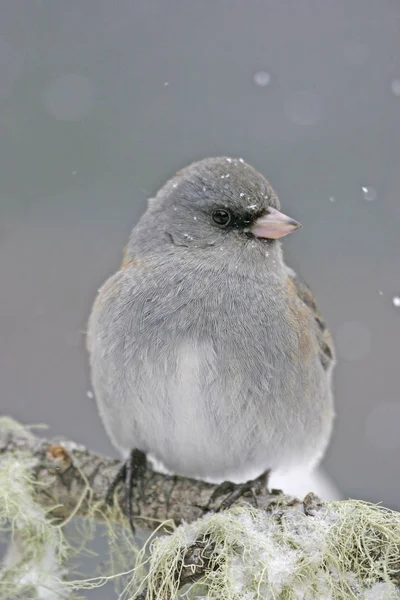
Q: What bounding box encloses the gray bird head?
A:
[129,157,301,273]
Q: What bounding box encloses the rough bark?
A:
[0,422,286,529]
[2,422,400,599]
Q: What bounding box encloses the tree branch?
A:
[1,419,399,599]
[0,420,281,529]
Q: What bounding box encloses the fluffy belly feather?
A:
[111,340,333,483]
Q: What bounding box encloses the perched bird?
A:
[87,157,335,521]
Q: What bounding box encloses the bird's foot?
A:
[105,448,147,533]
[207,469,270,511]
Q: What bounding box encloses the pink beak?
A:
[251,207,302,239]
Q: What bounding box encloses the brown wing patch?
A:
[120,244,141,269]
[286,279,315,362]
[288,272,335,371]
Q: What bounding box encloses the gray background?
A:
[1,0,399,533]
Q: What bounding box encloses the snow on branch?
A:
[1,417,399,600]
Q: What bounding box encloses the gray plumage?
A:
[87,157,335,483]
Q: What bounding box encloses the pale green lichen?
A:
[0,444,140,599]
[0,452,68,599]
[136,502,400,600]
[1,419,400,600]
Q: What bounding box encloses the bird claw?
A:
[105,448,147,533]
[207,470,270,512]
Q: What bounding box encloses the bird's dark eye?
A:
[211,209,231,227]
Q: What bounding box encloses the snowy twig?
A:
[1,418,400,600]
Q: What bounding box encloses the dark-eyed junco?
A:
[87,157,335,520]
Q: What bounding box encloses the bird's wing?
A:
[288,270,335,371]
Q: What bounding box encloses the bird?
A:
[87,156,335,525]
